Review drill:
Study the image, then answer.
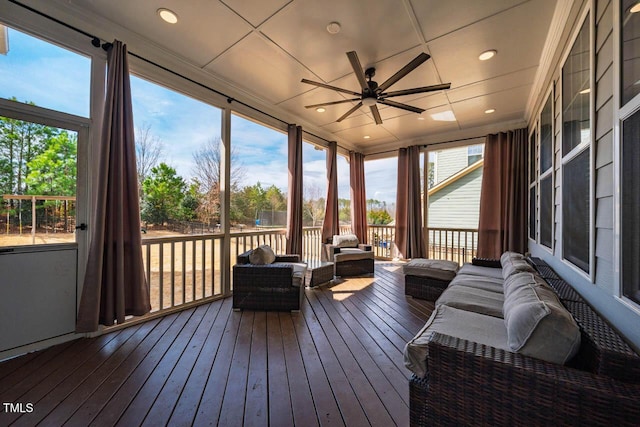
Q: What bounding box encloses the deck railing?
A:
[141,225,478,313]
[426,227,478,265]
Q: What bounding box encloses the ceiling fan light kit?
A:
[302,51,451,125]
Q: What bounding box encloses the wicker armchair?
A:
[322,234,374,277]
[232,249,306,311]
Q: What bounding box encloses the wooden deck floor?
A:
[0,262,434,427]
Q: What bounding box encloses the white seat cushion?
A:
[404,305,509,378]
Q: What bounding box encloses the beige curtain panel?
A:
[321,141,339,244]
[286,124,303,255]
[349,151,368,244]
[395,145,426,259]
[76,40,150,332]
[477,128,529,259]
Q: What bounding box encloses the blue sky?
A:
[0,25,400,203]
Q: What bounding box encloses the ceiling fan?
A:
[301,51,451,125]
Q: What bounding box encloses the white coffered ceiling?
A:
[32,0,560,152]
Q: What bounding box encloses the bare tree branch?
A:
[135,122,164,186]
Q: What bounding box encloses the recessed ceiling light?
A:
[579,88,591,94]
[485,108,496,114]
[326,22,341,34]
[417,116,425,121]
[316,107,326,113]
[479,50,497,61]
[363,135,371,139]
[157,8,178,24]
[630,2,640,13]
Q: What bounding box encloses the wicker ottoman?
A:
[403,258,460,301]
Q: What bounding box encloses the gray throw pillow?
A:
[501,251,534,279]
[503,272,581,364]
[249,245,276,265]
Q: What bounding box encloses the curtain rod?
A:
[8,0,340,148]
[367,135,487,157]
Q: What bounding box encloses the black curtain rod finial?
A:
[102,42,112,51]
[91,37,101,48]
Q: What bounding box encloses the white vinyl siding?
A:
[428,166,482,229]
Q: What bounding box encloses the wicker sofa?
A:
[232,246,306,311]
[404,253,640,426]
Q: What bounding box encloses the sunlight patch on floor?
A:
[328,277,374,301]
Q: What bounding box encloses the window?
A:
[540,95,553,172]
[130,75,222,230]
[540,176,553,248]
[0,24,91,117]
[621,0,640,106]
[529,129,537,240]
[230,114,287,229]
[302,141,327,227]
[562,149,590,272]
[561,16,591,273]
[365,157,397,226]
[337,154,350,227]
[621,108,640,305]
[428,144,484,230]
[539,94,553,249]
[0,24,90,248]
[467,144,484,166]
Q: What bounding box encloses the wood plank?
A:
[0,263,433,427]
[35,321,158,426]
[90,309,196,426]
[65,314,177,425]
[266,312,294,427]
[306,290,402,427]
[141,301,223,426]
[289,311,346,427]
[115,304,210,426]
[191,301,242,425]
[0,340,76,394]
[244,311,268,427]
[279,312,325,427]
[217,310,254,427]
[299,299,371,426]
[0,334,116,405]
[313,287,409,404]
[168,298,233,426]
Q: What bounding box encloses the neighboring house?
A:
[428,145,484,230]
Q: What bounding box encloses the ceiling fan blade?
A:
[370,105,383,125]
[301,79,361,96]
[378,99,425,114]
[380,83,451,98]
[376,52,431,93]
[346,51,369,92]
[336,102,363,122]
[304,98,361,109]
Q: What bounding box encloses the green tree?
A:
[25,132,77,195]
[180,182,200,221]
[0,101,54,195]
[141,163,186,226]
[338,198,351,223]
[367,209,392,225]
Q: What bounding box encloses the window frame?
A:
[558,8,594,279]
[614,0,640,312]
[539,89,554,250]
[528,124,538,243]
